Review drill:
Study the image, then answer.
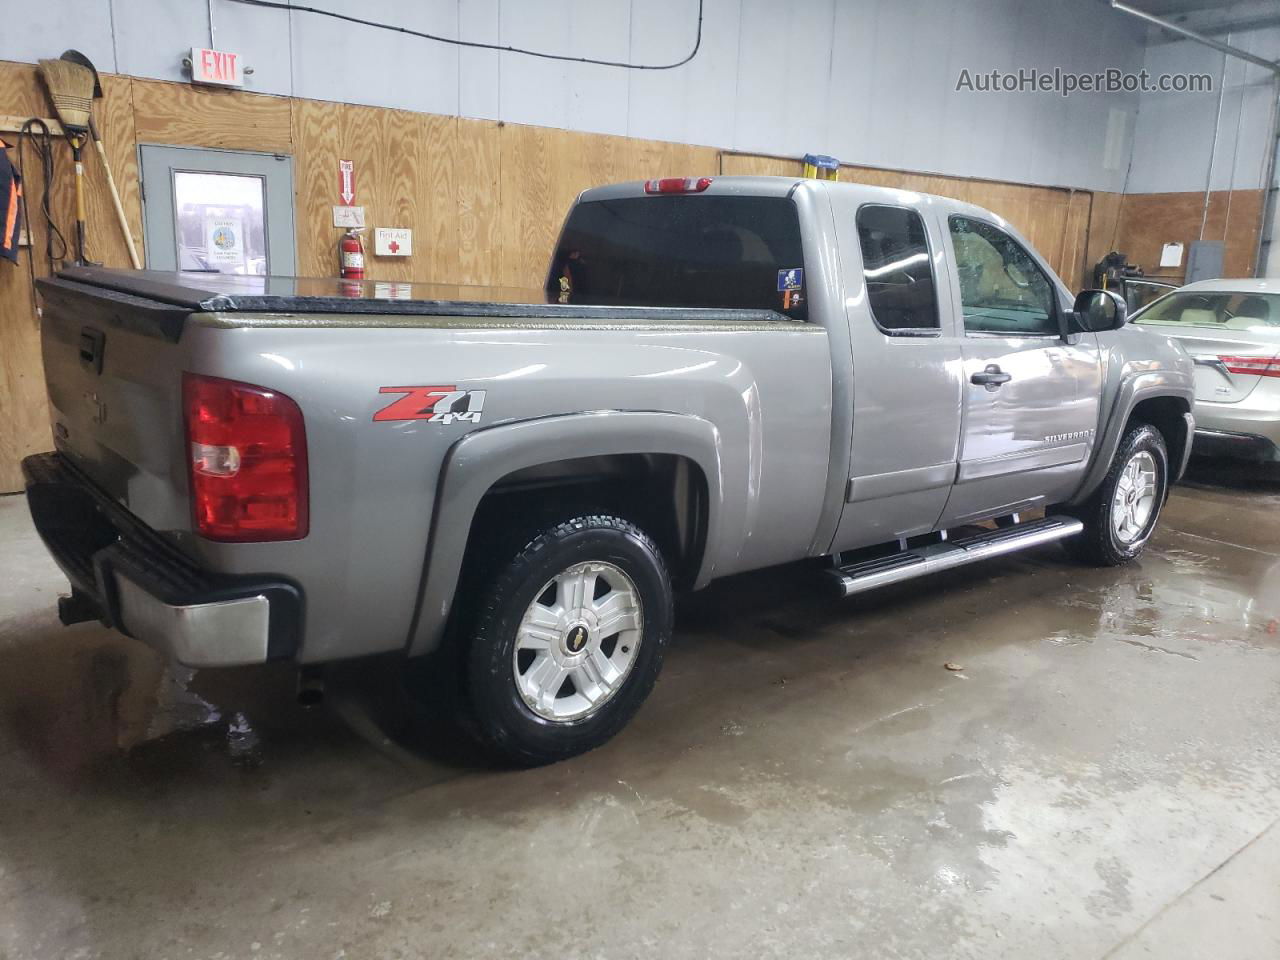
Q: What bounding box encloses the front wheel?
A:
[1063,422,1169,566]
[460,514,673,766]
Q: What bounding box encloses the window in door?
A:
[139,145,295,275]
[172,171,268,274]
[949,216,1056,335]
[855,204,940,334]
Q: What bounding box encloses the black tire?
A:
[458,514,673,767]
[1062,422,1169,566]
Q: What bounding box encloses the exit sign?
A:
[191,47,244,88]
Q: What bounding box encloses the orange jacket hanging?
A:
[1,139,23,264]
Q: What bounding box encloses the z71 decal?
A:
[373,385,486,424]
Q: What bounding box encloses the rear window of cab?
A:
[547,196,808,322]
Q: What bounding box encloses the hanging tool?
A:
[16,119,69,315]
[36,55,96,265]
[58,50,141,269]
[85,115,140,268]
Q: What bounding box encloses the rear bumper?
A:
[22,452,302,667]
[1192,429,1280,463]
[1193,390,1280,446]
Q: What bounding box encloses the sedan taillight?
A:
[183,373,309,541]
[1219,355,1280,378]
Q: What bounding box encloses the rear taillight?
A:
[643,177,713,194]
[1219,355,1280,378]
[183,373,309,542]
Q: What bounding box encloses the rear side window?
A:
[855,205,940,333]
[547,196,808,321]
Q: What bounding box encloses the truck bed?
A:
[48,267,791,332]
[31,265,830,664]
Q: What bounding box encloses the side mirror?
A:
[1072,288,1128,333]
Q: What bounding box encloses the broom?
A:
[37,57,96,265]
[60,49,142,269]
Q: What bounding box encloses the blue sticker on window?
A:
[777,268,804,291]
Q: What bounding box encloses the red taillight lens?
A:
[643,177,713,194]
[1219,355,1280,378]
[183,373,309,542]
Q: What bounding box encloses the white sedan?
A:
[1133,278,1280,463]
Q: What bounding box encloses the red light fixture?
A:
[643,177,713,194]
[1219,355,1280,378]
[183,373,309,541]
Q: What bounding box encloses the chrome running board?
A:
[827,515,1083,598]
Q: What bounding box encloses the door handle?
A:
[79,327,106,375]
[970,364,1011,390]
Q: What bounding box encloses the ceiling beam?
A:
[1111,0,1280,72]
[1149,11,1280,42]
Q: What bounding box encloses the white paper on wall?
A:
[1160,242,1184,268]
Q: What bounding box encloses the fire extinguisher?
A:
[339,228,365,280]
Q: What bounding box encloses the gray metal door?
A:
[139,145,295,275]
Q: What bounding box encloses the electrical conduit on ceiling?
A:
[221,0,705,70]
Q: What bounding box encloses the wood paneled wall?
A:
[1112,189,1265,284]
[289,105,717,288]
[0,59,1264,491]
[0,63,718,490]
[0,62,144,496]
[1083,191,1124,279]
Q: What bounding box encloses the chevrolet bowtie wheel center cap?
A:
[564,624,590,655]
[514,560,645,723]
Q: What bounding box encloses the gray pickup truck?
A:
[24,176,1194,764]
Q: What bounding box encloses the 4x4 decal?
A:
[373,385,486,424]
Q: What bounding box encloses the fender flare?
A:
[406,411,725,657]
[1069,371,1195,505]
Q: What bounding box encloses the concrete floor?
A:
[1,460,1278,960]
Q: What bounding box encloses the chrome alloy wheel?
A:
[513,561,644,722]
[1111,450,1159,544]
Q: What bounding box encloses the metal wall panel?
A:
[0,0,1153,191]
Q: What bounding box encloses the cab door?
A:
[829,199,965,552]
[938,215,1101,526]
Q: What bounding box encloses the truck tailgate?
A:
[37,278,193,529]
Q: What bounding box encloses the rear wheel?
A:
[1063,422,1169,566]
[459,514,672,766]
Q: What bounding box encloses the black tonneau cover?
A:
[42,266,788,332]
